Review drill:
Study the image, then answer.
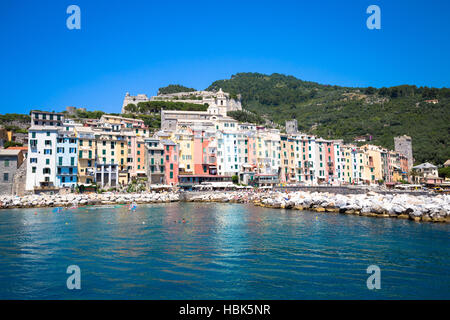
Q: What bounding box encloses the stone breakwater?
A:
[0,192,179,209]
[1,191,449,223]
[186,191,450,223]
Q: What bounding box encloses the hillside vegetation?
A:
[158,84,196,95]
[206,73,450,165]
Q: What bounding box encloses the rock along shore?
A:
[0,192,180,209]
[186,190,450,223]
[1,190,449,223]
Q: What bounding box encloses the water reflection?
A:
[0,203,448,299]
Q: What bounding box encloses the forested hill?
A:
[206,72,450,165]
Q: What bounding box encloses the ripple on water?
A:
[0,202,448,299]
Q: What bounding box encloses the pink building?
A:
[247,135,257,169]
[161,140,179,185]
[127,134,146,178]
[323,140,336,183]
[193,128,217,175]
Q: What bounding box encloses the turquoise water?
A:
[0,202,448,299]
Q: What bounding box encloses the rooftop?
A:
[0,149,22,156]
[160,139,177,146]
[413,162,437,169]
[29,125,61,131]
[30,110,64,115]
[6,146,28,151]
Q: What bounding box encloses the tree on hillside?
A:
[158,84,196,95]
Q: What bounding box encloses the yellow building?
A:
[115,134,129,185]
[256,128,281,174]
[95,132,129,187]
[360,144,383,184]
[280,135,302,183]
[172,127,194,174]
[75,127,96,185]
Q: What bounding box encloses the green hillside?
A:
[158,84,196,95]
[206,73,450,165]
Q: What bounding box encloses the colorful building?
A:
[161,140,179,185]
[75,127,96,185]
[55,130,78,188]
[144,138,165,184]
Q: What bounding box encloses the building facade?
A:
[56,130,78,189]
[0,149,25,195]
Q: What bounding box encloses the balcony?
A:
[57,171,77,176]
[35,182,58,191]
[57,163,76,167]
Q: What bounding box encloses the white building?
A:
[216,130,249,176]
[333,140,344,184]
[26,126,59,191]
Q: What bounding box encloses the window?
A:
[32,167,36,173]
[32,132,36,139]
[44,149,52,155]
[71,157,75,166]
[4,160,9,167]
[3,173,8,181]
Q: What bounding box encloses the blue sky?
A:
[0,0,449,114]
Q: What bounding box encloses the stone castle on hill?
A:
[121,88,242,115]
